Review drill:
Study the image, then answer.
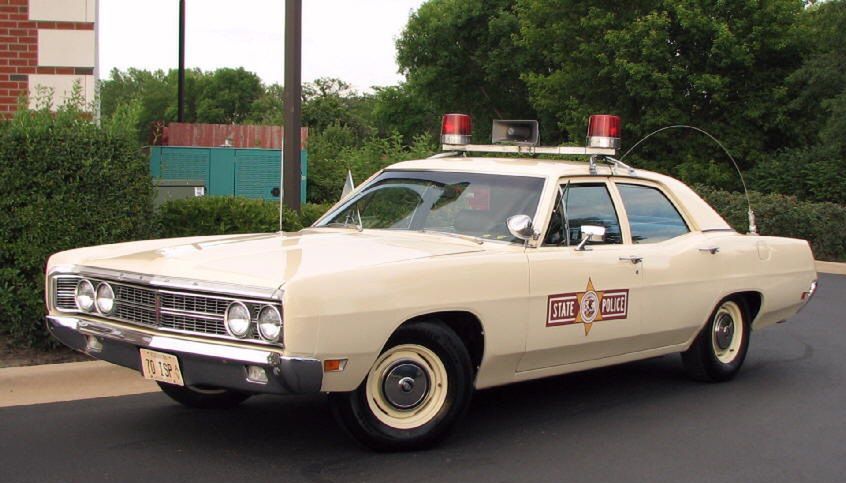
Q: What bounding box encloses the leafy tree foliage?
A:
[195,67,264,124]
[397,0,536,141]
[517,0,806,179]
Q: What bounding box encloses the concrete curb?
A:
[816,261,846,276]
[0,360,156,408]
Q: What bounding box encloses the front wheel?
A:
[682,297,750,382]
[329,321,474,451]
[157,382,251,409]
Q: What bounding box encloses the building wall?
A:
[0,0,96,117]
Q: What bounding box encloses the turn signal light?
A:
[323,359,348,372]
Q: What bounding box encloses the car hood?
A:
[56,229,487,290]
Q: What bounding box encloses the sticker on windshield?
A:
[547,278,628,335]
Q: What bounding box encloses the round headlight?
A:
[257,305,283,342]
[225,301,252,338]
[95,282,115,314]
[75,279,95,312]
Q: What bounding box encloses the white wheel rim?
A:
[711,301,744,364]
[366,344,448,430]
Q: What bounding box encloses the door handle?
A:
[698,246,720,254]
[618,256,643,264]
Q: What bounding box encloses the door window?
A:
[544,183,623,246]
[617,184,689,243]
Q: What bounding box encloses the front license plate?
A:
[140,348,184,386]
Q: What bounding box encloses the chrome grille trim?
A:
[50,274,281,346]
[55,277,78,310]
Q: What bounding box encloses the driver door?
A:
[517,179,645,371]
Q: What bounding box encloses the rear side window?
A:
[617,184,689,243]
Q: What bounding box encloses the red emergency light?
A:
[587,114,621,149]
[441,113,472,145]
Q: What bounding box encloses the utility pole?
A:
[282,0,303,216]
[177,0,186,122]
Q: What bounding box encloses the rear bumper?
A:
[46,315,323,395]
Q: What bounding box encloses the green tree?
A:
[195,67,264,124]
[785,0,846,154]
[301,77,376,140]
[397,0,535,142]
[517,0,806,184]
[371,83,438,144]
[749,0,846,203]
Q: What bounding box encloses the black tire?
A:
[682,296,751,382]
[328,321,474,451]
[157,382,251,409]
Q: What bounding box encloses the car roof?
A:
[386,156,732,232]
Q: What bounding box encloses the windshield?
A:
[316,170,544,243]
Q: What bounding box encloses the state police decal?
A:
[547,278,629,335]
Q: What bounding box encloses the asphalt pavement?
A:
[1,273,844,483]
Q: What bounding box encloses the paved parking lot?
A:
[1,273,844,483]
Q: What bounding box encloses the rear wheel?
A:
[157,382,251,409]
[329,321,474,451]
[682,297,750,382]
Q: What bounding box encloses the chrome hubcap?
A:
[714,314,735,350]
[382,362,429,410]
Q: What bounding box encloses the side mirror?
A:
[507,214,536,241]
[576,225,606,251]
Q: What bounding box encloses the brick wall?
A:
[0,0,95,118]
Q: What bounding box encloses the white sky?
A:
[98,0,425,91]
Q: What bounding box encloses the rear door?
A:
[610,180,726,348]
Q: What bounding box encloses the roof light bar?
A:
[440,143,617,156]
[439,113,622,157]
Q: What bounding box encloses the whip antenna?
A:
[620,125,757,235]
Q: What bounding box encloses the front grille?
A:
[55,277,78,309]
[160,292,229,315]
[160,313,228,335]
[52,275,278,344]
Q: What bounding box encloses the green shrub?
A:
[307,128,435,204]
[155,197,302,238]
[748,145,846,205]
[0,99,154,347]
[300,202,333,226]
[154,197,333,238]
[695,185,846,261]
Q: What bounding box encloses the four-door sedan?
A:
[45,115,817,450]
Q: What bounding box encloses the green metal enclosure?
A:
[150,147,307,203]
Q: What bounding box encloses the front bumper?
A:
[46,315,323,395]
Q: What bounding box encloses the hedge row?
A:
[154,197,332,238]
[695,185,846,262]
[0,105,155,347]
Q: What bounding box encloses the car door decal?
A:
[547,278,629,335]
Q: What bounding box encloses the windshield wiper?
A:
[418,229,485,245]
[322,219,362,232]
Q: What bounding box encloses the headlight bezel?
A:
[74,279,95,312]
[224,301,253,339]
[95,281,116,315]
[257,304,284,342]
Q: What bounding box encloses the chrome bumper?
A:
[46,315,323,395]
